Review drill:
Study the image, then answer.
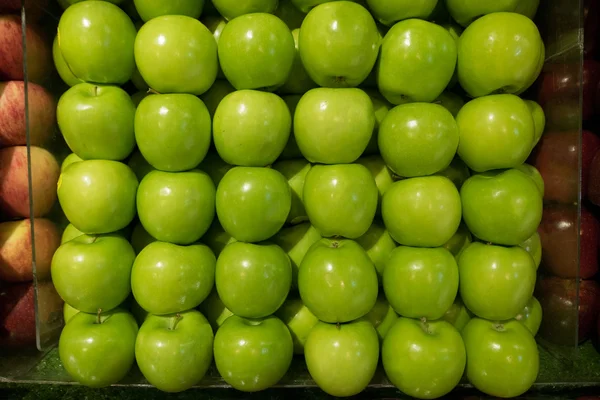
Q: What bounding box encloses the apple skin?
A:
[58,1,136,84]
[214,90,291,166]
[538,204,598,279]
[274,0,307,29]
[460,169,542,246]
[305,320,379,397]
[132,241,216,315]
[384,246,458,320]
[516,163,545,197]
[272,223,322,287]
[64,303,80,324]
[58,83,136,161]
[446,0,540,27]
[275,295,319,354]
[0,15,52,84]
[198,289,234,332]
[292,0,363,13]
[59,309,138,388]
[382,176,461,247]
[298,1,380,88]
[212,0,278,20]
[135,94,211,171]
[61,153,83,173]
[199,80,235,118]
[279,28,317,94]
[201,15,228,79]
[0,218,60,282]
[216,167,291,242]
[443,297,471,332]
[457,95,535,172]
[198,152,234,187]
[458,242,536,320]
[298,238,378,323]
[457,12,544,98]
[379,103,459,177]
[137,170,215,245]
[519,232,542,270]
[435,157,470,189]
[61,224,85,244]
[0,146,60,219]
[294,88,375,164]
[356,221,397,280]
[135,15,218,95]
[213,315,293,392]
[516,297,542,336]
[378,19,456,104]
[272,158,311,224]
[366,0,437,26]
[58,160,138,234]
[133,0,204,21]
[51,234,135,313]
[356,155,394,215]
[200,220,237,258]
[53,34,79,87]
[216,241,291,318]
[218,13,294,91]
[0,0,49,22]
[0,81,56,147]
[442,223,472,260]
[363,294,399,341]
[434,91,465,117]
[135,310,213,393]
[526,100,545,147]
[127,150,155,183]
[303,164,377,238]
[462,318,539,398]
[383,317,466,399]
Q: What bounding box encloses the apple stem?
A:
[420,317,431,334]
[93,86,99,96]
[492,322,506,332]
[170,313,183,330]
[147,88,161,95]
[96,309,103,324]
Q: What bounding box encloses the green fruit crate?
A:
[1,0,598,398]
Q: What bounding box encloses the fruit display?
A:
[0,0,597,398]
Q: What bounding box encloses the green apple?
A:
[442,297,471,332]
[212,0,278,20]
[135,310,213,393]
[275,296,319,354]
[462,318,539,397]
[272,159,311,224]
[133,0,204,21]
[279,28,317,94]
[198,152,234,186]
[218,13,294,91]
[57,160,138,234]
[135,94,211,172]
[356,155,395,215]
[59,0,126,8]
[434,91,464,117]
[526,100,545,146]
[363,294,398,341]
[435,157,470,189]
[131,66,149,92]
[362,91,393,155]
[57,83,135,161]
[58,1,136,84]
[378,19,456,104]
[440,23,462,88]
[366,0,437,26]
[131,299,149,326]
[355,221,397,279]
[127,150,155,182]
[63,302,80,323]
[274,0,307,29]
[295,88,374,164]
[519,231,542,269]
[516,163,545,197]
[199,80,235,117]
[446,0,540,27]
[382,317,466,399]
[442,223,472,259]
[515,297,542,336]
[137,170,215,245]
[457,12,544,97]
[61,153,83,173]
[382,176,461,247]
[131,241,215,315]
[298,238,378,322]
[379,103,458,177]
[303,164,378,238]
[457,94,535,172]
[51,234,135,313]
[460,168,542,245]
[384,246,458,319]
[272,223,322,287]
[59,309,138,388]
[216,241,291,318]
[213,90,291,166]
[298,1,380,87]
[131,91,150,107]
[214,315,293,392]
[200,220,237,257]
[458,242,536,320]
[201,15,228,79]
[305,320,379,397]
[61,223,84,244]
[279,95,304,159]
[135,15,218,95]
[198,289,234,332]
[216,167,291,242]
[53,35,79,87]
[130,222,156,255]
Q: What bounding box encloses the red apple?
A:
[0,0,50,22]
[0,218,60,282]
[590,150,600,206]
[0,146,60,219]
[536,276,600,345]
[0,15,52,84]
[0,81,56,147]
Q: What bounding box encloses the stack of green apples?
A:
[49,0,547,397]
